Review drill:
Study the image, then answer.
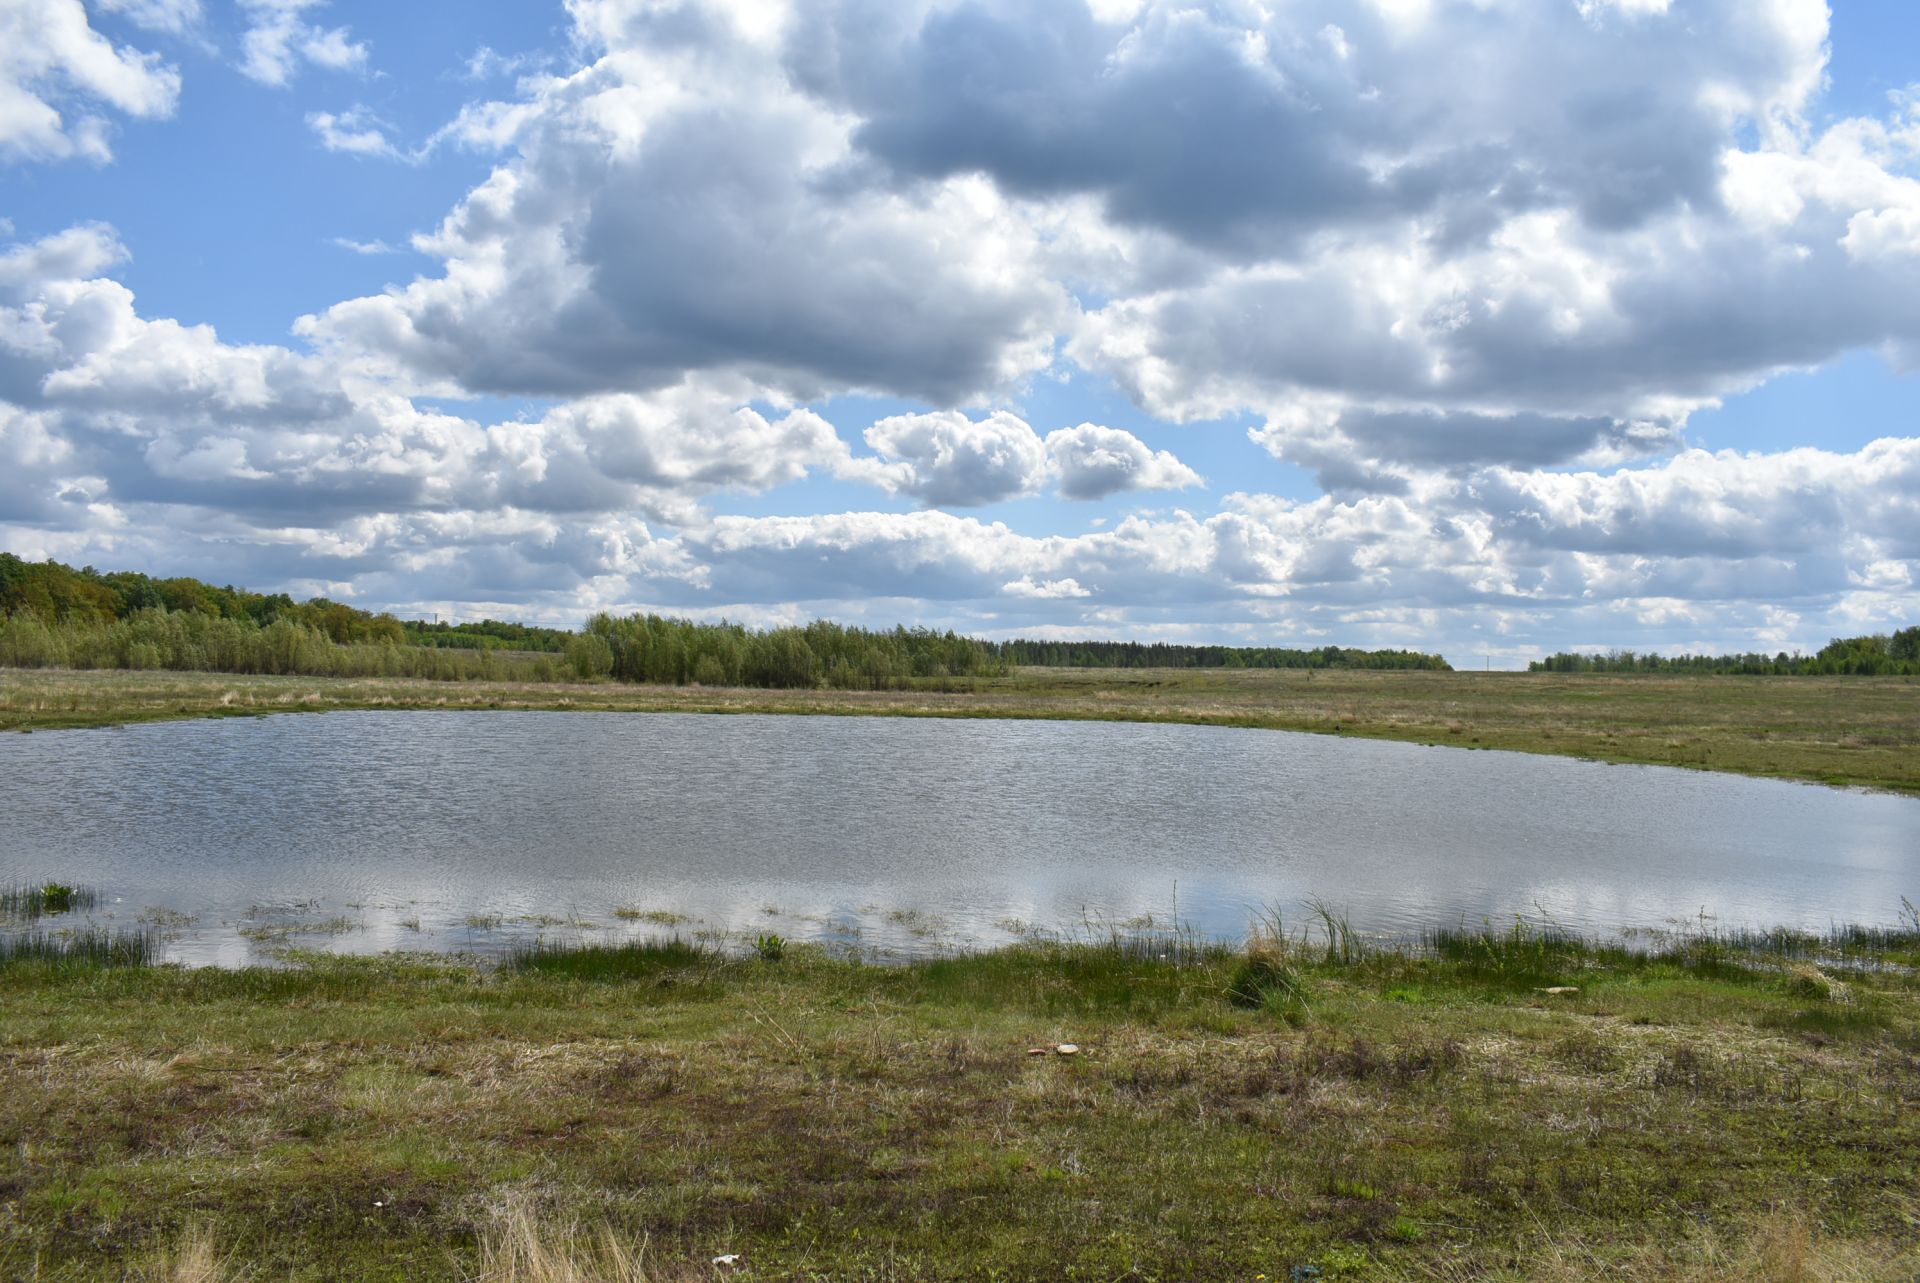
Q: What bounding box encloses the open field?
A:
[1,926,1917,1281]
[3,665,1918,794]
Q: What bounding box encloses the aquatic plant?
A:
[0,882,98,919]
[753,932,788,962]
[613,907,692,926]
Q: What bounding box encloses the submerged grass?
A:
[0,881,99,919]
[1,913,1917,1279]
[0,928,156,970]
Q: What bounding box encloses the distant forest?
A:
[990,639,1450,670]
[0,555,1449,687]
[1531,630,1920,676]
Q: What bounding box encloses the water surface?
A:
[1,711,1914,964]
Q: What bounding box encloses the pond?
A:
[1,710,1915,964]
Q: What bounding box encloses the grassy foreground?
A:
[2,927,1918,1281]
[4,665,1919,793]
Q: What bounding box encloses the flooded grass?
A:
[612,907,691,926]
[0,881,99,919]
[0,928,156,970]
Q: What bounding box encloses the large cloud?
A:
[803,0,1824,252]
[0,0,181,162]
[299,25,1070,404]
[0,226,854,535]
[292,0,1920,478]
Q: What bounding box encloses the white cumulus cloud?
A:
[1046,423,1200,500]
[236,0,366,87]
[0,0,181,162]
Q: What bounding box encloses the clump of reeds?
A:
[0,881,98,919]
[1306,896,1366,965]
[505,937,714,981]
[0,929,157,970]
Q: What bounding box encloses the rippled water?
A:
[1,710,1915,964]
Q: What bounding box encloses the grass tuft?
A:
[475,1206,663,1283]
[133,1227,232,1283]
[1227,913,1313,1019]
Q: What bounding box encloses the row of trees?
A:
[1531,628,1920,676]
[0,606,1015,690]
[0,552,410,644]
[0,609,564,681]
[576,615,1010,688]
[0,553,571,653]
[991,639,1451,670]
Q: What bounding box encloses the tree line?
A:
[0,553,569,652]
[1531,628,1920,676]
[575,615,1009,688]
[989,639,1451,670]
[0,556,1454,686]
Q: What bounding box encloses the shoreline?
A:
[5,665,1920,795]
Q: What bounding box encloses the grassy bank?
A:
[0,923,1916,1281]
[4,665,1918,794]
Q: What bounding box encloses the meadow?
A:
[0,917,1916,1281]
[3,664,1917,794]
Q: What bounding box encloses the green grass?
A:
[1,923,1916,1281]
[5,664,1920,793]
[505,935,717,980]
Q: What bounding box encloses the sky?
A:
[2,0,1919,666]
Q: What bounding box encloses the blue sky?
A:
[2,0,1918,665]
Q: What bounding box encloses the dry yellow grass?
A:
[132,1228,231,1283]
